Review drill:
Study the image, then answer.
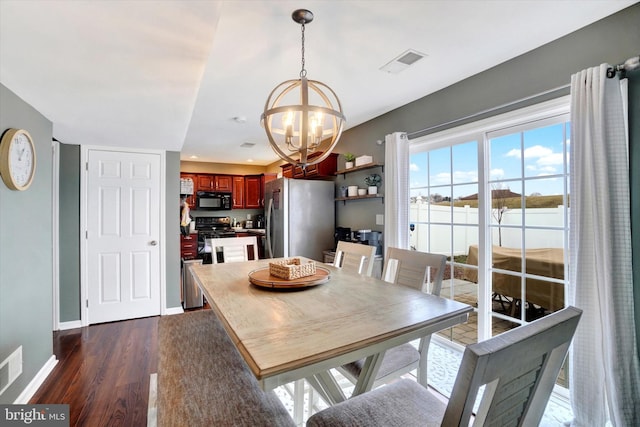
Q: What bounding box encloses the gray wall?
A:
[0,84,53,403]
[337,4,639,231]
[59,143,80,321]
[335,3,640,354]
[56,146,182,322]
[166,151,181,308]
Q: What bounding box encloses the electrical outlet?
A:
[376,214,384,225]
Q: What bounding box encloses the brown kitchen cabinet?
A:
[196,174,215,190]
[281,164,293,178]
[293,165,305,178]
[245,174,277,208]
[180,233,198,260]
[214,175,233,191]
[244,175,263,208]
[196,174,233,191]
[264,173,277,184]
[279,152,338,179]
[232,176,245,208]
[183,172,275,209]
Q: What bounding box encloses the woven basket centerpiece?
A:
[269,258,316,280]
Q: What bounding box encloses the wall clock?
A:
[0,128,37,191]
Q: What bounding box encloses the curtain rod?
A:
[406,84,570,140]
[607,55,640,78]
[406,56,637,140]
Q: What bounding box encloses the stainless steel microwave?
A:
[196,191,232,210]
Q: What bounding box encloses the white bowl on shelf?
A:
[357,188,367,196]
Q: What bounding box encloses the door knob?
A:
[150,240,158,246]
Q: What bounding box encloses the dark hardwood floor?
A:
[30,316,159,427]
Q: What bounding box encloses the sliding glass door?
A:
[410,139,481,345]
[409,99,570,350]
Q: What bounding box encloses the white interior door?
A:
[86,149,161,324]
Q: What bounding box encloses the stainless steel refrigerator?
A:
[265,178,335,261]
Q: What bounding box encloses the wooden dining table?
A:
[190,257,472,406]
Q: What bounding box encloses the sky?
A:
[410,121,570,200]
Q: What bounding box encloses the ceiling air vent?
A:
[240,142,255,148]
[380,49,427,74]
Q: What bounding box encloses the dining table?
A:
[189,256,472,408]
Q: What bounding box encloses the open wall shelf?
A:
[335,162,384,178]
[335,162,385,204]
[335,194,384,205]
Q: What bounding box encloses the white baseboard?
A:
[14,355,58,404]
[164,306,184,315]
[58,320,83,331]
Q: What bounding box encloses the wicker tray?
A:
[248,266,331,289]
[269,258,316,280]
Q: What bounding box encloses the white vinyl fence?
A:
[409,203,566,256]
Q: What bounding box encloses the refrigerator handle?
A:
[266,197,274,258]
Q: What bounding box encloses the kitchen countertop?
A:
[232,228,265,234]
[184,229,265,235]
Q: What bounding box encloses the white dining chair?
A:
[333,241,377,276]
[307,306,582,427]
[337,247,447,390]
[207,236,258,264]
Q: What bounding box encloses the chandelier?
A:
[261,9,345,168]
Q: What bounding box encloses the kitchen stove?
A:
[195,216,236,236]
[195,216,237,262]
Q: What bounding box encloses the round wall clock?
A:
[0,128,37,191]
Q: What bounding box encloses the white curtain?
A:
[383,132,409,255]
[569,63,640,426]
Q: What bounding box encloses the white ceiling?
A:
[1,0,636,166]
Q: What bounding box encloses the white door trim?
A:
[80,145,166,326]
